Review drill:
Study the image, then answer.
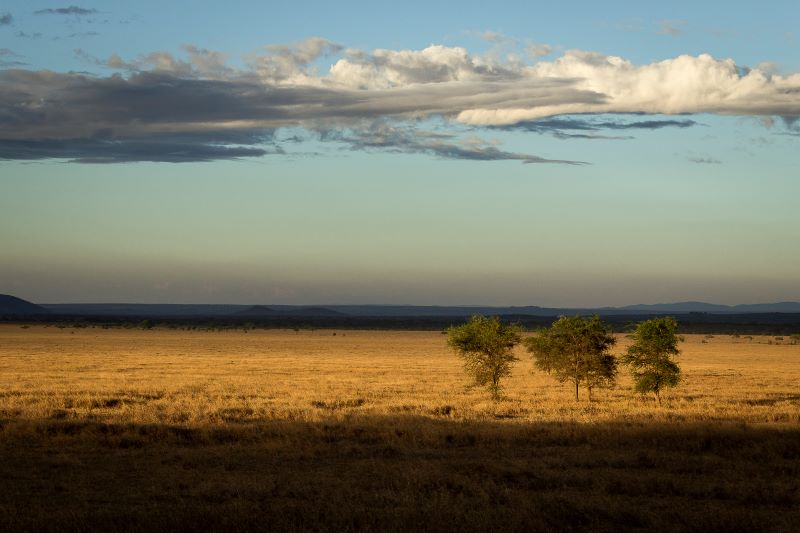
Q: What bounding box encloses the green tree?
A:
[525,315,617,401]
[447,315,522,399]
[621,317,682,404]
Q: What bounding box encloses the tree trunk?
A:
[575,379,579,401]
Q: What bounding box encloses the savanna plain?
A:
[0,325,798,531]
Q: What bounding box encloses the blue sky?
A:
[1,1,799,306]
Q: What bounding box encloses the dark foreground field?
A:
[2,418,799,531]
[1,327,798,531]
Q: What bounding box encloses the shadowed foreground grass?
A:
[0,326,799,531]
[2,417,799,532]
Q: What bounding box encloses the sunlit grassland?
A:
[1,326,798,531]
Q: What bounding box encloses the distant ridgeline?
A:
[2,294,800,334]
[0,294,51,316]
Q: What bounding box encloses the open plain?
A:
[0,325,798,531]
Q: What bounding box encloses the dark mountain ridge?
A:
[0,294,51,316]
[25,298,800,318]
[235,306,344,317]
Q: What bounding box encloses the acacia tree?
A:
[525,315,617,401]
[621,317,682,404]
[447,315,522,399]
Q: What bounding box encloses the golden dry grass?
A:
[1,325,799,531]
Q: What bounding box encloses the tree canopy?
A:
[621,317,682,404]
[447,315,522,399]
[525,315,617,401]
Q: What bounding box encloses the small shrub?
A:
[311,398,366,410]
[431,405,455,416]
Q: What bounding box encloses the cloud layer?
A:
[1,39,798,163]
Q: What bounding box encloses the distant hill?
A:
[617,301,800,314]
[618,301,735,313]
[25,299,800,318]
[730,302,800,313]
[295,307,346,317]
[42,303,245,317]
[0,294,51,316]
[234,305,283,316]
[235,305,345,317]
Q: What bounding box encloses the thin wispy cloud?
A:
[35,6,97,16]
[320,122,586,165]
[0,48,27,67]
[658,20,687,36]
[69,31,98,38]
[1,39,799,163]
[479,31,504,43]
[53,31,100,40]
[687,156,721,164]
[15,31,42,39]
[526,43,553,58]
[495,117,698,139]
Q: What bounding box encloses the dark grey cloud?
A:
[551,131,631,140]
[0,130,278,163]
[0,65,600,139]
[320,123,586,165]
[0,69,345,138]
[0,12,12,25]
[35,6,97,16]
[781,115,799,129]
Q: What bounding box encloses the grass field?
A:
[1,325,799,531]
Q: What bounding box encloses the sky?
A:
[1,1,799,306]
